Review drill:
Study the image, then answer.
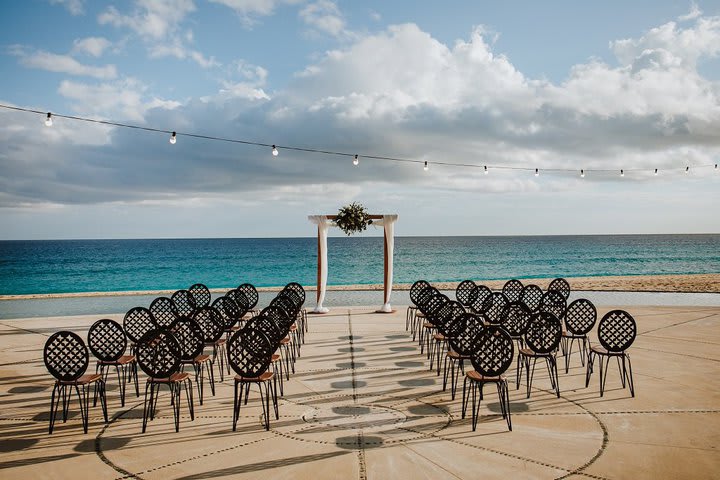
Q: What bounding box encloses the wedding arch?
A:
[308,214,399,314]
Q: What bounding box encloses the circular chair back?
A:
[520,284,544,312]
[448,313,486,356]
[283,282,306,304]
[171,317,205,362]
[212,296,242,330]
[271,294,299,320]
[410,280,431,306]
[88,319,127,362]
[193,306,224,344]
[44,331,89,382]
[470,325,514,377]
[245,315,282,345]
[227,327,273,378]
[123,307,158,345]
[470,285,492,312]
[433,300,466,336]
[525,312,562,354]
[136,330,181,379]
[260,305,291,333]
[415,286,437,310]
[237,283,260,309]
[227,289,250,312]
[500,302,532,338]
[502,279,524,303]
[281,289,304,310]
[150,297,178,329]
[540,290,567,321]
[455,280,478,308]
[598,310,637,352]
[188,283,212,308]
[548,277,571,300]
[171,289,197,318]
[419,292,449,319]
[480,292,509,324]
[565,299,597,336]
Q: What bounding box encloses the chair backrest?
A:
[414,285,436,310]
[188,283,212,308]
[227,327,273,378]
[540,290,567,321]
[149,296,177,329]
[433,300,466,336]
[502,279,524,303]
[455,280,478,308]
[448,313,485,356]
[548,278,571,300]
[212,296,242,330]
[500,302,532,338]
[227,289,250,312]
[470,285,492,312]
[283,282,306,304]
[244,314,282,345]
[520,284,543,312]
[480,292,509,324]
[524,311,562,354]
[171,317,205,361]
[171,289,197,318]
[271,293,299,319]
[193,306,224,344]
[281,289,304,310]
[410,280,431,306]
[470,325,514,377]
[598,310,637,352]
[123,307,158,345]
[237,283,260,309]
[259,305,291,333]
[420,292,450,319]
[565,299,597,336]
[136,330,181,379]
[88,318,127,362]
[44,331,89,382]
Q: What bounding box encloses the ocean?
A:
[1,235,719,296]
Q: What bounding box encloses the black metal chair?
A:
[418,291,449,356]
[502,279,524,303]
[517,312,562,398]
[500,301,532,351]
[244,314,287,395]
[411,284,435,341]
[212,296,243,337]
[228,327,279,431]
[123,306,158,355]
[188,283,212,308]
[455,280,478,309]
[520,284,544,313]
[271,293,302,358]
[261,304,296,374]
[480,292,509,325]
[548,277,571,300]
[407,280,431,332]
[561,299,597,373]
[429,300,466,374]
[462,325,514,431]
[172,317,215,405]
[280,287,306,344]
[469,285,492,314]
[44,331,108,433]
[149,296,178,330]
[540,290,567,322]
[193,306,228,382]
[87,319,139,407]
[586,310,636,397]
[171,289,197,318]
[283,282,308,335]
[136,329,194,433]
[238,283,260,317]
[443,312,485,400]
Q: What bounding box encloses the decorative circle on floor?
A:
[303,404,407,433]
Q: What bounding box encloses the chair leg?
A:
[442,355,450,392]
[471,381,481,431]
[207,360,216,397]
[502,380,512,431]
[172,384,181,432]
[75,384,89,434]
[625,353,635,397]
[233,380,241,431]
[599,355,608,397]
[585,351,595,388]
[527,357,536,399]
[185,378,195,421]
[461,376,469,419]
[194,363,204,405]
[142,381,152,433]
[49,383,61,434]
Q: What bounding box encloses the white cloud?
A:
[11,47,117,79]
[299,0,348,38]
[49,0,84,15]
[72,37,112,57]
[678,2,703,22]
[208,0,302,26]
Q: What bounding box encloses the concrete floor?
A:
[0,305,718,479]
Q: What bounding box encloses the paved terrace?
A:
[0,305,718,479]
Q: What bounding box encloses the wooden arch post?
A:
[308,214,398,314]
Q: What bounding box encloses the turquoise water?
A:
[1,235,719,295]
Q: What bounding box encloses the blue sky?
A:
[0,0,719,239]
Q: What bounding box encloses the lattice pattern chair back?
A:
[246,315,283,345]
[415,286,436,310]
[410,280,431,305]
[525,312,562,354]
[259,305,291,333]
[123,307,158,345]
[227,328,273,378]
[193,307,224,343]
[419,292,448,318]
[171,289,197,318]
[480,292,509,324]
[237,283,260,309]
[434,301,466,336]
[471,325,514,377]
[598,310,637,352]
[500,302,532,338]
[272,294,299,320]
[150,297,178,329]
[520,284,543,312]
[502,279,524,303]
[448,313,485,356]
[540,290,567,321]
[284,282,306,304]
[136,330,181,379]
[212,296,241,330]
[455,280,478,308]
[548,277,571,300]
[281,289,303,310]
[443,304,472,340]
[565,299,597,335]
[44,331,89,381]
[171,318,205,362]
[227,289,250,312]
[470,285,492,312]
[88,319,127,362]
[188,283,212,308]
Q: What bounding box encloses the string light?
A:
[534,168,539,177]
[654,168,658,175]
[621,169,624,177]
[353,154,359,166]
[685,166,689,173]
[272,145,279,156]
[484,165,488,175]
[45,112,52,127]
[580,169,585,178]
[423,161,428,171]
[169,131,177,144]
[716,164,718,170]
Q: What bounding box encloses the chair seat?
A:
[423,322,436,329]
[271,353,281,362]
[447,350,470,360]
[433,333,445,341]
[281,337,291,344]
[149,372,190,383]
[98,355,135,366]
[59,373,102,386]
[289,324,297,332]
[590,345,624,356]
[234,371,274,383]
[194,354,211,364]
[466,370,505,382]
[416,311,425,318]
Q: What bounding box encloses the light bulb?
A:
[169,131,177,144]
[45,112,53,127]
[484,165,488,175]
[353,154,359,166]
[272,145,278,156]
[620,169,624,177]
[423,161,428,171]
[654,168,658,176]
[580,169,585,178]
[715,164,718,170]
[534,168,539,177]
[685,166,689,173]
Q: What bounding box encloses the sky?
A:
[0,0,719,239]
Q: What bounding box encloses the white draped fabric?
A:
[308,213,398,313]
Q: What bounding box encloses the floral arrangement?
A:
[334,202,372,236]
